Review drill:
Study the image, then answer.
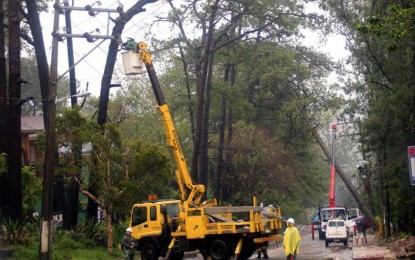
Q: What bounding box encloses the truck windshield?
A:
[322,209,346,221]
[164,203,179,218]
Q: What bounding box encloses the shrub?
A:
[0,218,29,248]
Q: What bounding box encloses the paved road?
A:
[182,225,354,259]
[180,224,395,260]
[257,225,353,259]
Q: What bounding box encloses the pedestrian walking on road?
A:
[122,227,136,260]
[354,216,366,245]
[283,218,301,260]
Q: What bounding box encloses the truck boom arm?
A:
[136,42,205,205]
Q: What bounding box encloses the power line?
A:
[40,0,172,97]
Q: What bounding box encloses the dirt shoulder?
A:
[353,231,415,260]
[387,235,415,259]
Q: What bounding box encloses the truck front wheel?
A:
[209,239,230,260]
[141,243,159,260]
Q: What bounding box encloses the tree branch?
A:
[3,24,34,45]
[75,176,104,208]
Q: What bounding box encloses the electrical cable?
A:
[41,0,173,95]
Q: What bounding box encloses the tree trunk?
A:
[76,178,114,251]
[5,0,23,221]
[190,57,202,182]
[0,0,7,221]
[199,52,215,202]
[105,204,114,253]
[94,0,158,221]
[222,65,236,202]
[0,0,6,125]
[214,65,230,201]
[97,0,158,126]
[25,0,51,121]
[196,1,220,200]
[190,5,209,184]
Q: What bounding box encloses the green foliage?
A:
[0,218,28,248]
[68,220,105,248]
[356,4,415,51]
[222,120,326,216]
[9,228,124,260]
[54,231,87,250]
[53,108,175,250]
[21,166,41,217]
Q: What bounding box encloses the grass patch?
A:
[7,222,126,260]
[10,243,124,259]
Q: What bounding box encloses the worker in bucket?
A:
[283,218,301,260]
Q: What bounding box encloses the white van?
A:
[325,219,348,247]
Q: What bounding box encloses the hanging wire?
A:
[40,0,173,94]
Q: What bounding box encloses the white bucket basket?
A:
[121,50,144,75]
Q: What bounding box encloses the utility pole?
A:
[329,122,336,207]
[39,0,59,258]
[38,2,122,259]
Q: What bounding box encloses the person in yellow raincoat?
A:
[283,218,301,260]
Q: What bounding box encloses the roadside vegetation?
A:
[6,221,125,259]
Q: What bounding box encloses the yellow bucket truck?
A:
[124,42,283,260]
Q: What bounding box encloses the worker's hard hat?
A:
[126,227,132,232]
[287,218,295,224]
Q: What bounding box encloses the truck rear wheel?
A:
[141,242,159,260]
[209,239,230,260]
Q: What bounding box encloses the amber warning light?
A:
[147,194,158,201]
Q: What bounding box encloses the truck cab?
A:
[129,199,181,258]
[319,207,347,239]
[318,206,360,239]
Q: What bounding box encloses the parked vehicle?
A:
[325,219,348,247]
[345,208,360,235]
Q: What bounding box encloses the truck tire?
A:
[171,250,184,260]
[344,240,348,246]
[141,242,159,260]
[325,240,329,247]
[209,239,230,260]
